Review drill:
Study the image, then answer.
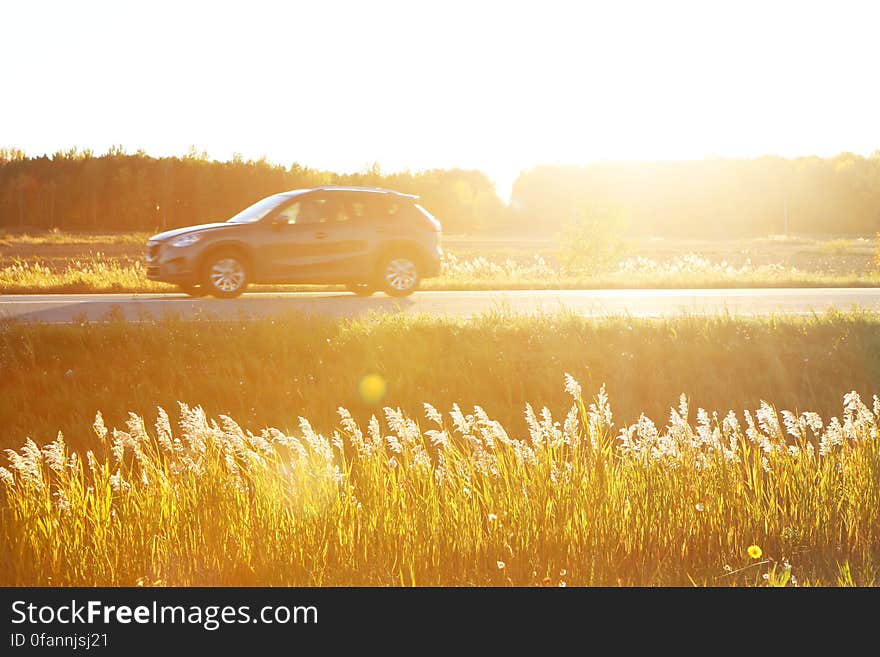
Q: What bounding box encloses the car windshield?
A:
[226,193,293,224]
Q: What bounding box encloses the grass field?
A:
[1,231,878,293]
[2,311,880,586]
[5,310,880,453]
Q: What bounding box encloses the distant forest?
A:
[2,147,879,237]
[512,153,880,238]
[0,147,507,234]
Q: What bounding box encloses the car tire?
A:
[346,282,375,297]
[378,254,420,297]
[178,283,207,297]
[202,251,249,298]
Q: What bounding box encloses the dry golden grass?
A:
[2,232,878,293]
[2,376,878,586]
[2,312,880,586]
[5,310,880,454]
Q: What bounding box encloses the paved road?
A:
[2,288,880,323]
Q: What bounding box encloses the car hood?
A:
[149,222,235,242]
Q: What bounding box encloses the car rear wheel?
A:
[202,252,249,298]
[346,282,375,297]
[380,255,420,297]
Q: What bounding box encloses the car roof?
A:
[288,186,419,199]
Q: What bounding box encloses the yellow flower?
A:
[747,545,763,560]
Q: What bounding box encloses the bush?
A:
[821,238,851,256]
[557,202,630,274]
[874,233,880,270]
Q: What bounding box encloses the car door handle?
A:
[314,231,328,239]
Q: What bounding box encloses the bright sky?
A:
[3,0,879,199]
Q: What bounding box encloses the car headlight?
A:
[169,233,203,248]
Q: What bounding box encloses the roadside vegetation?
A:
[2,368,878,586]
[2,231,878,293]
[5,309,880,454]
[4,311,880,586]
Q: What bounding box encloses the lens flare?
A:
[359,374,387,404]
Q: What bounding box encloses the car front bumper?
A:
[145,241,198,283]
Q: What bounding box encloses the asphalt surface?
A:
[2,288,880,323]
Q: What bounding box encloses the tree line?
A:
[0,147,506,234]
[510,153,880,237]
[2,147,880,236]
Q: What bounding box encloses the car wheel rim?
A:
[210,258,245,292]
[384,258,417,291]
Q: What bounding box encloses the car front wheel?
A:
[202,252,249,298]
[379,255,420,297]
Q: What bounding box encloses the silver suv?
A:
[145,186,442,298]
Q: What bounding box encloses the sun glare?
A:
[5,0,880,628]
[2,0,879,192]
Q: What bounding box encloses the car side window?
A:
[278,193,399,225]
[275,202,301,225]
[297,197,333,224]
[275,197,336,225]
[325,193,371,223]
[330,197,352,223]
[381,197,402,222]
[349,199,368,220]
[351,195,399,223]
